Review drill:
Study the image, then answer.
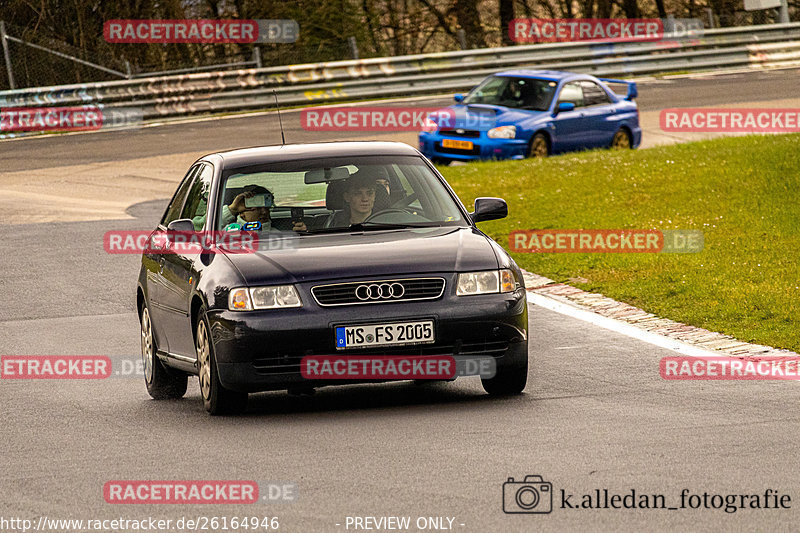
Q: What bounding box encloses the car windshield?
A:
[216,155,467,233]
[463,76,557,111]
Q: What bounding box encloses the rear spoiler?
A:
[597,78,638,101]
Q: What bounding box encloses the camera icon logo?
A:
[503,475,552,514]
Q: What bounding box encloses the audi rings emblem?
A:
[355,282,405,301]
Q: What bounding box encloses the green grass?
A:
[440,134,800,352]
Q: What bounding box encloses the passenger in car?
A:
[221,184,306,231]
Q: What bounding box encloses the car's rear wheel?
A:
[611,128,632,149]
[481,359,528,395]
[196,309,248,415]
[528,133,550,158]
[140,303,187,400]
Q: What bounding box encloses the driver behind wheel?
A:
[329,172,386,227]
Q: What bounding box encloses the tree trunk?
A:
[499,0,515,46]
[622,0,640,18]
[454,0,486,48]
[655,0,667,18]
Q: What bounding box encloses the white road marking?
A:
[527,292,725,358]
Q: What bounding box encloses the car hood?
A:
[440,104,550,130]
[224,226,500,286]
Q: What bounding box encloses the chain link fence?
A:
[0,20,383,90]
[0,21,131,89]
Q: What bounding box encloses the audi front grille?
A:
[311,278,446,307]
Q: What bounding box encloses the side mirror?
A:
[454,93,464,103]
[470,197,508,224]
[555,102,575,115]
[166,218,195,242]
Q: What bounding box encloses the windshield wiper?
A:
[302,222,441,234]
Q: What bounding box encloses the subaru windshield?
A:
[463,76,557,111]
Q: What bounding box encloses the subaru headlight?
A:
[421,117,439,133]
[456,269,516,296]
[487,125,516,139]
[228,285,302,311]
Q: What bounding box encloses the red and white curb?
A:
[522,269,798,359]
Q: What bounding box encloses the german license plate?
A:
[442,138,473,150]
[335,321,434,349]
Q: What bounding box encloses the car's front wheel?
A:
[481,358,528,395]
[140,303,187,400]
[196,308,248,415]
[527,133,550,158]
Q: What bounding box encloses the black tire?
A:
[527,133,550,158]
[196,308,248,415]
[611,128,632,149]
[481,359,528,396]
[431,157,452,166]
[140,302,187,400]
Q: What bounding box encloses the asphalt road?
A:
[2,67,800,172]
[2,69,800,532]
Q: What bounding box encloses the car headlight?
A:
[456,269,516,296]
[228,285,302,311]
[487,125,516,139]
[420,117,438,133]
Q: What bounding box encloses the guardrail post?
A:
[0,21,15,89]
[124,60,132,78]
[664,14,675,34]
[457,29,468,50]
[705,8,716,28]
[253,46,262,68]
[779,0,790,23]
[348,36,359,59]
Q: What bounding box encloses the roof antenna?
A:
[273,90,286,145]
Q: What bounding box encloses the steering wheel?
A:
[390,193,417,209]
[364,208,429,224]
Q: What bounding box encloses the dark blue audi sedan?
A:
[419,69,641,163]
[137,141,528,414]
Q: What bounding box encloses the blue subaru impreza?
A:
[419,69,641,163]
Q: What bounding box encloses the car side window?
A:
[161,165,199,227]
[581,81,612,106]
[181,164,215,230]
[557,82,584,108]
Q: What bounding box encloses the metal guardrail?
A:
[1,22,800,121]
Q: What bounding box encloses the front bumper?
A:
[419,132,528,162]
[209,275,528,392]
